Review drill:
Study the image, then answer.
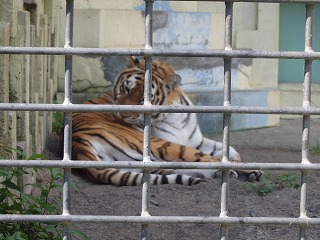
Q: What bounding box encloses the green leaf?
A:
[70,229,91,240]
[0,169,11,177]
[3,231,26,240]
[0,147,87,239]
[16,147,26,160]
[1,180,21,191]
[28,153,46,160]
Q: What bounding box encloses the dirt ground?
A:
[46,119,320,240]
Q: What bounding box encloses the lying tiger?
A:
[72,57,262,186]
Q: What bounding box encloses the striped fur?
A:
[72,58,262,186]
[72,94,223,186]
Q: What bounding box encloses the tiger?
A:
[71,57,262,186]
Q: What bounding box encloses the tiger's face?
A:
[113,57,181,126]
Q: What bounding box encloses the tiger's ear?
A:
[127,56,140,68]
[165,74,182,90]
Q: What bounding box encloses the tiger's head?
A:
[113,57,182,126]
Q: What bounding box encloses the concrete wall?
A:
[64,1,280,91]
[58,1,256,95]
[279,83,320,119]
[0,0,63,163]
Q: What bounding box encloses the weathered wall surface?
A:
[0,0,63,160]
[61,1,280,92]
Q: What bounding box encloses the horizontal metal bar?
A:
[0,214,317,226]
[0,160,319,171]
[159,0,320,3]
[0,103,319,115]
[0,103,320,115]
[0,47,319,60]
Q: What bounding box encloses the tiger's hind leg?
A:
[83,167,205,186]
[175,169,262,182]
[73,146,206,186]
[150,169,176,175]
[197,138,263,182]
[150,169,206,179]
[175,169,238,180]
[213,169,263,182]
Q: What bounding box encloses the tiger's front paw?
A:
[236,170,263,182]
[213,170,238,179]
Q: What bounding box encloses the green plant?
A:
[245,172,300,196]
[274,173,300,189]
[0,148,89,240]
[245,173,274,196]
[310,141,320,154]
[52,111,64,135]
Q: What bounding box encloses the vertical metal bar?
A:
[220,2,233,240]
[63,0,74,239]
[300,3,314,240]
[141,1,154,240]
[302,4,313,110]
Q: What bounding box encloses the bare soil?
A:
[45,119,320,240]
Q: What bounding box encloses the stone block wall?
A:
[0,0,63,159]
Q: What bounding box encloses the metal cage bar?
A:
[3,214,320,225]
[62,0,74,239]
[159,0,319,2]
[2,214,320,225]
[1,46,320,59]
[220,1,234,239]
[0,0,320,239]
[1,160,320,171]
[1,103,320,115]
[299,3,315,239]
[141,1,154,240]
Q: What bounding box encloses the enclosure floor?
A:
[45,119,320,240]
